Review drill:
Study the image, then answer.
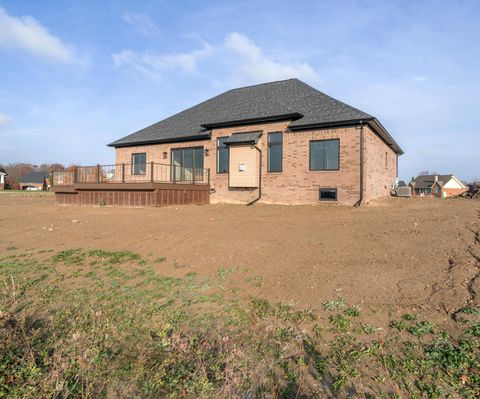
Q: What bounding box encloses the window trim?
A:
[216,137,229,174]
[319,187,337,201]
[267,131,283,173]
[131,152,147,175]
[309,139,340,171]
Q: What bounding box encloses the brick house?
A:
[409,174,467,198]
[19,171,50,191]
[108,79,403,206]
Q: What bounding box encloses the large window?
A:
[268,132,282,172]
[217,137,229,173]
[309,139,339,171]
[171,147,204,182]
[131,153,146,175]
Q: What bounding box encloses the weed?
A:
[345,305,361,317]
[217,267,236,279]
[323,298,346,311]
[329,314,352,331]
[408,321,435,336]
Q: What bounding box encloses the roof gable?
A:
[109,78,401,154]
[410,174,458,189]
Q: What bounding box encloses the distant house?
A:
[0,167,7,190]
[409,174,467,198]
[397,180,407,187]
[19,171,50,191]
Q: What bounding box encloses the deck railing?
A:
[52,163,210,186]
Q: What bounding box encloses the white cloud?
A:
[113,32,318,84]
[112,43,215,80]
[224,32,318,83]
[412,76,427,82]
[122,12,161,37]
[0,114,11,126]
[0,5,77,63]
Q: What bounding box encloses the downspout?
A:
[354,121,364,207]
[247,144,262,206]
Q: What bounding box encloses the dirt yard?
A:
[1,192,479,333]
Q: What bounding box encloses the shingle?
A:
[223,131,262,145]
[108,78,400,152]
[20,171,50,183]
[410,175,454,189]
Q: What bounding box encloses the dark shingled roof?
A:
[224,131,262,145]
[0,167,7,175]
[20,171,49,183]
[109,78,403,154]
[409,175,455,189]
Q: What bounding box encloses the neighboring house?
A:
[0,167,7,190]
[409,174,467,198]
[397,180,407,187]
[19,171,50,191]
[108,79,403,205]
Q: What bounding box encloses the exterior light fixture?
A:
[163,151,168,159]
[205,148,210,156]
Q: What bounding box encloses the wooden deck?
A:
[52,183,210,207]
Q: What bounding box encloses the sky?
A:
[0,0,479,181]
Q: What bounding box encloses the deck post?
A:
[207,169,210,185]
[193,167,196,185]
[121,163,125,183]
[150,162,154,182]
[96,164,100,183]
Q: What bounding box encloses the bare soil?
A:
[1,192,479,334]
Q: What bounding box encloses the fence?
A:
[52,163,210,186]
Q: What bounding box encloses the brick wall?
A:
[115,121,397,205]
[363,125,398,203]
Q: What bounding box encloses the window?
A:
[319,188,337,201]
[217,137,229,173]
[131,153,146,175]
[171,147,204,182]
[268,132,282,172]
[309,139,339,171]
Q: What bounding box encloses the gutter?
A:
[107,133,211,148]
[354,121,364,207]
[247,145,262,206]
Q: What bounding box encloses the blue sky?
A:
[0,0,479,181]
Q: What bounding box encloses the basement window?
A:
[319,188,337,201]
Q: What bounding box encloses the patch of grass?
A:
[344,305,361,317]
[408,321,435,336]
[216,267,236,279]
[323,298,346,311]
[1,250,479,398]
[329,313,352,331]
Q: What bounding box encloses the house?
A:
[0,167,6,190]
[106,79,403,206]
[0,167,7,190]
[19,171,50,191]
[409,174,467,198]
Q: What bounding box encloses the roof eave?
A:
[201,113,303,129]
[289,118,403,155]
[368,118,404,155]
[107,133,211,148]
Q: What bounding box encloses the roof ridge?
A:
[225,78,298,92]
[295,80,373,118]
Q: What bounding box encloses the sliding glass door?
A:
[171,147,204,182]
